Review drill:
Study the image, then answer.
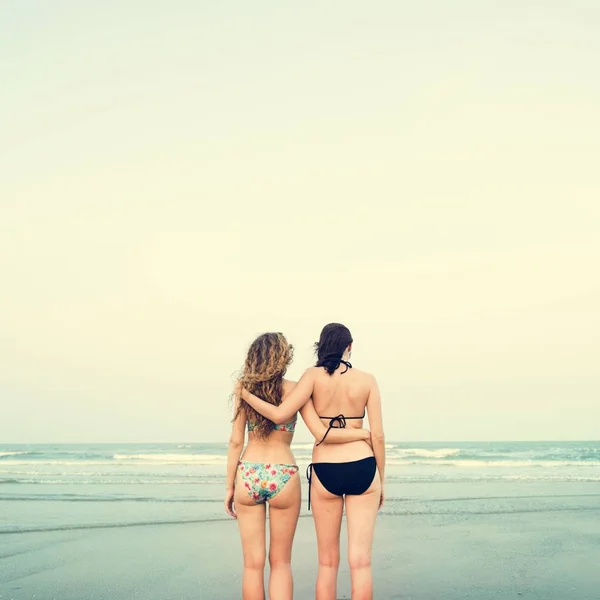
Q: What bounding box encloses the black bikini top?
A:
[316,410,366,446]
[315,359,365,446]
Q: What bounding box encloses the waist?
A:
[242,440,296,464]
[312,439,373,463]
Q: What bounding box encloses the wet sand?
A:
[2,502,599,599]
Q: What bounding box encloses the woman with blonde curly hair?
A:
[226,332,371,600]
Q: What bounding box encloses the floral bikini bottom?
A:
[237,461,299,503]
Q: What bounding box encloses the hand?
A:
[362,429,373,449]
[224,488,236,518]
[233,381,243,399]
[378,488,384,510]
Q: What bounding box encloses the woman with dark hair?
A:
[226,332,371,600]
[239,324,385,600]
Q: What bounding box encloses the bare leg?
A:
[267,472,301,600]
[345,471,381,600]
[310,469,344,600]
[235,481,267,600]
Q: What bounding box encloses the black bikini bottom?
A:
[306,456,377,510]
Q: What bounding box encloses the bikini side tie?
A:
[306,463,313,510]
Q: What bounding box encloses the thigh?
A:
[344,470,381,556]
[268,472,301,560]
[235,476,267,564]
[310,467,344,556]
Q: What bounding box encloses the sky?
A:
[1,1,599,443]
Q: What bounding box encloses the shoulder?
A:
[295,367,321,383]
[304,367,321,377]
[350,367,374,378]
[231,389,247,421]
[351,368,378,386]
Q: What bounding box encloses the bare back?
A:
[241,379,298,465]
[310,366,374,463]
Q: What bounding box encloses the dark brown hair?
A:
[314,323,353,375]
[234,332,294,438]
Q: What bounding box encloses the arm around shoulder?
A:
[241,369,316,423]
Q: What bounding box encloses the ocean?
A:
[1,441,599,535]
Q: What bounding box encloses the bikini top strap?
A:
[319,408,365,420]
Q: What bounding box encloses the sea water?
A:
[1,441,599,534]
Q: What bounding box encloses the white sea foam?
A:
[389,448,461,459]
[501,474,600,482]
[113,453,227,464]
[2,456,228,467]
[386,459,600,468]
[0,451,30,458]
[0,460,114,466]
[4,478,213,485]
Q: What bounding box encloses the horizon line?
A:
[2,439,598,445]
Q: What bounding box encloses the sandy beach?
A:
[2,494,599,600]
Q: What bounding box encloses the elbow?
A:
[228,437,244,449]
[307,427,324,441]
[271,414,287,425]
[371,431,385,443]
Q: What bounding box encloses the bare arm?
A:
[366,375,385,507]
[299,399,371,444]
[225,392,246,518]
[239,369,315,424]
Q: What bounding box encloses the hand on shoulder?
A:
[233,380,243,399]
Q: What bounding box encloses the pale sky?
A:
[1,1,599,443]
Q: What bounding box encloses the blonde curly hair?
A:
[233,332,294,439]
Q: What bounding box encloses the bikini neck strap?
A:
[317,353,353,375]
[339,359,352,374]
